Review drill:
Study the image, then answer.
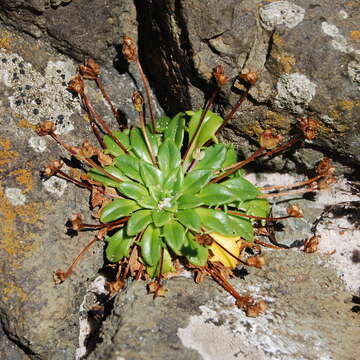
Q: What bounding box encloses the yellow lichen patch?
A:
[82,113,90,123]
[272,33,285,48]
[0,138,20,172]
[279,54,296,73]
[338,99,355,111]
[350,30,360,41]
[2,281,28,302]
[265,111,291,129]
[0,33,11,49]
[18,118,37,130]
[10,169,33,193]
[15,202,42,224]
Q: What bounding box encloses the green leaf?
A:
[146,247,174,277]
[156,116,171,133]
[100,199,140,223]
[182,234,208,267]
[105,229,134,262]
[164,112,185,148]
[100,165,129,182]
[139,161,163,187]
[152,210,173,227]
[181,169,213,195]
[222,145,238,168]
[241,199,270,218]
[117,181,149,202]
[196,208,253,240]
[87,171,121,188]
[114,154,142,183]
[175,209,201,232]
[163,168,183,194]
[103,130,130,157]
[140,224,161,266]
[198,183,236,206]
[130,127,157,163]
[177,194,203,209]
[194,144,227,170]
[127,209,152,236]
[222,177,261,202]
[163,220,186,255]
[157,139,181,174]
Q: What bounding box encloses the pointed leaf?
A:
[130,127,152,163]
[114,154,142,183]
[177,194,203,209]
[152,210,173,227]
[196,208,253,240]
[157,139,181,173]
[164,112,185,148]
[100,198,140,223]
[105,229,134,262]
[181,169,213,195]
[146,247,174,277]
[241,199,270,218]
[87,171,121,188]
[175,209,201,232]
[222,145,238,168]
[127,209,152,236]
[163,220,186,255]
[117,181,149,201]
[103,130,130,157]
[140,224,161,266]
[163,167,183,194]
[139,161,163,187]
[194,144,227,170]
[198,183,236,206]
[222,177,261,201]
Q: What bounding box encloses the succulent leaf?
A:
[105,229,134,262]
[100,198,140,223]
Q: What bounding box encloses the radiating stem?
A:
[95,77,118,119]
[261,174,322,192]
[86,158,123,183]
[227,210,291,221]
[57,171,92,190]
[136,59,157,133]
[78,217,129,230]
[258,188,317,199]
[138,111,157,166]
[254,239,285,250]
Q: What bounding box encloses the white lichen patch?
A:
[28,136,47,153]
[259,1,305,31]
[5,187,26,206]
[43,177,68,197]
[274,73,317,113]
[321,22,360,55]
[348,60,360,91]
[0,50,81,134]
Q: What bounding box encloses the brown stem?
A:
[183,86,220,163]
[254,239,285,250]
[90,120,106,148]
[261,174,322,192]
[57,171,92,190]
[227,210,291,221]
[95,77,118,119]
[54,237,98,282]
[82,93,129,154]
[136,60,156,133]
[50,132,78,156]
[216,86,250,135]
[158,247,165,281]
[135,263,144,280]
[211,147,265,183]
[258,188,317,199]
[78,217,130,230]
[139,111,157,165]
[86,158,123,183]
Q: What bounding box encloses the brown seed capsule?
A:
[36,121,56,136]
[239,68,259,86]
[53,270,67,284]
[122,36,137,62]
[246,255,265,268]
[299,117,318,140]
[70,213,83,231]
[259,129,284,149]
[304,235,320,253]
[79,58,100,79]
[98,151,114,167]
[246,300,267,317]
[132,91,144,112]
[81,140,98,158]
[287,204,304,218]
[212,65,228,87]
[43,159,64,177]
[67,74,84,95]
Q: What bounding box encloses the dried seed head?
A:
[53,270,67,284]
[195,234,214,246]
[246,255,265,268]
[79,58,100,79]
[318,175,336,190]
[43,159,64,177]
[148,281,167,297]
[235,293,253,310]
[304,235,320,253]
[132,91,144,112]
[122,36,137,62]
[98,151,114,167]
[70,213,83,231]
[299,117,318,140]
[36,121,56,136]
[213,65,228,87]
[81,140,98,158]
[239,68,259,86]
[287,204,304,218]
[259,129,284,149]
[106,280,125,295]
[246,300,266,317]
[97,227,109,240]
[67,74,85,95]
